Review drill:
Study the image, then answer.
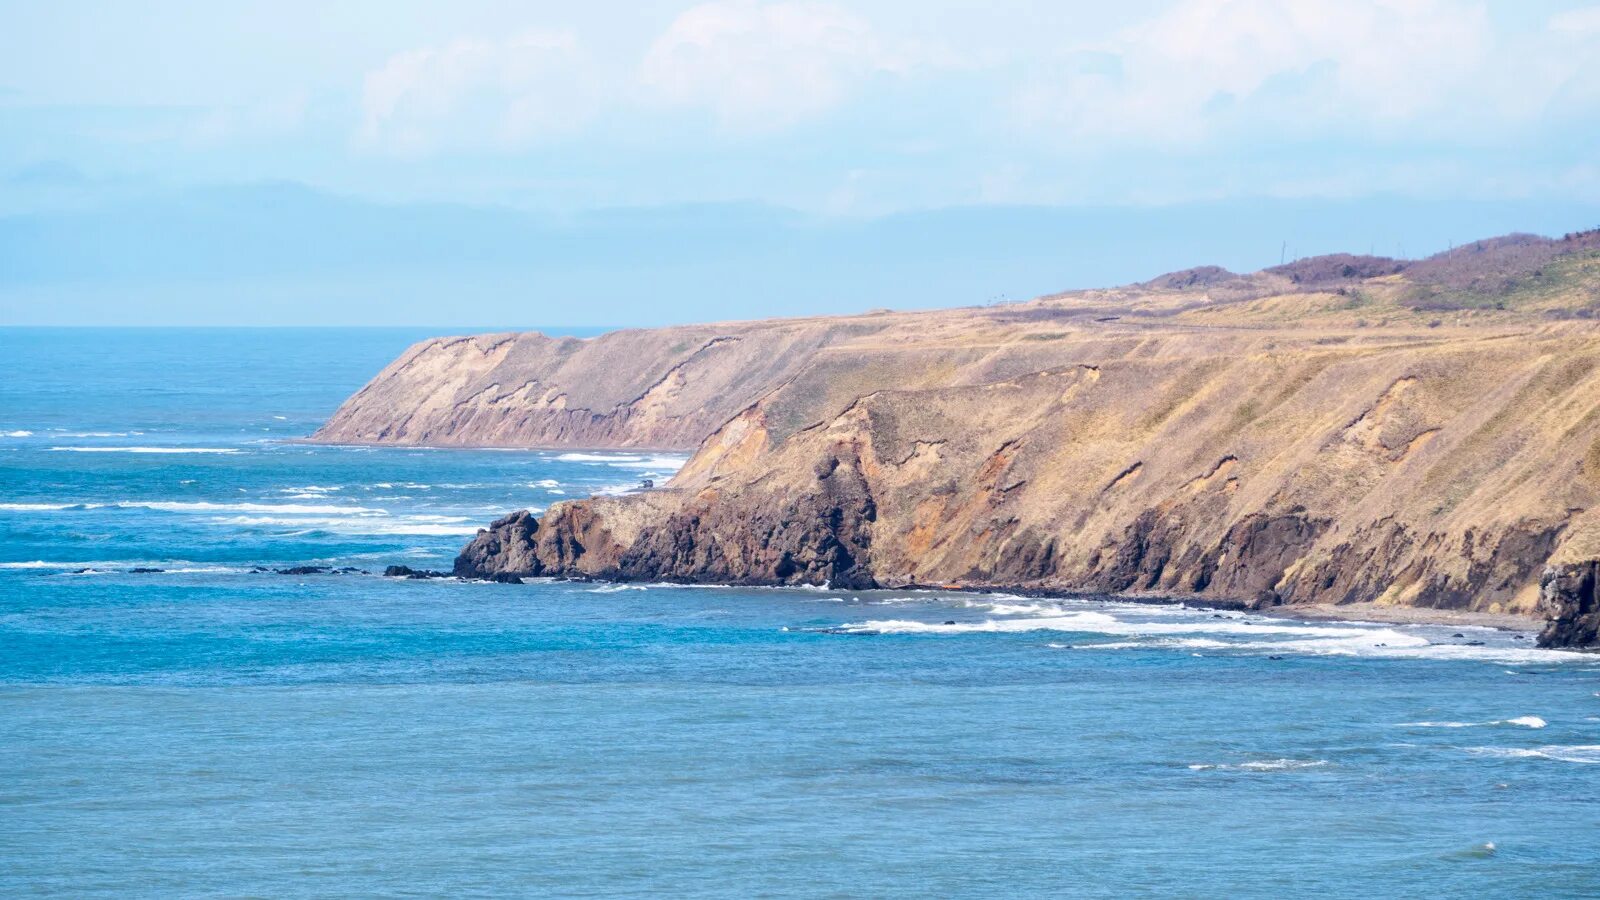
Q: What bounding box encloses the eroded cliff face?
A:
[311,321,895,448]
[330,235,1600,646]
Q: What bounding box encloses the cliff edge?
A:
[322,231,1600,648]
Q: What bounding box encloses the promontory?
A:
[313,231,1600,649]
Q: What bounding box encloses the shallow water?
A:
[2,328,1598,897]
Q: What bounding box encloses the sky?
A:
[2,0,1599,326]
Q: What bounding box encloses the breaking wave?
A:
[824,595,1575,665]
[49,446,240,454]
[1464,745,1600,764]
[1400,716,1547,729]
[1188,759,1329,772]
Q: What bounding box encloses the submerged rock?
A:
[273,565,368,576]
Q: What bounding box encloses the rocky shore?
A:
[323,231,1600,649]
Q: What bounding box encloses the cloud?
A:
[1018,0,1496,145]
[638,0,906,132]
[357,30,593,156]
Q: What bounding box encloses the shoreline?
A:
[535,574,1549,636]
[874,581,1543,633]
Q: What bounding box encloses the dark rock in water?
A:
[383,565,448,579]
[273,565,368,576]
[249,566,270,573]
[127,567,164,574]
[1512,634,1524,640]
[1268,655,1284,660]
[1452,633,1465,638]
[1466,640,1485,646]
[1537,561,1600,649]
[70,568,93,574]
[454,445,881,590]
[942,620,957,626]
[454,510,542,579]
[487,572,524,584]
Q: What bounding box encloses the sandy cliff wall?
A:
[312,320,896,449]
[322,234,1600,645]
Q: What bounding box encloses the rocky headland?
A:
[315,231,1600,649]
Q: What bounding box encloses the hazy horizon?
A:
[4,0,1600,325]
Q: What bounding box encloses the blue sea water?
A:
[2,327,1598,897]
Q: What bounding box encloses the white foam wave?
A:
[1465,745,1600,764]
[1400,716,1547,729]
[1,560,132,569]
[529,479,560,488]
[1188,759,1329,772]
[3,430,34,437]
[134,501,385,514]
[584,584,647,593]
[834,600,1577,664]
[280,485,341,494]
[49,446,239,454]
[216,515,479,536]
[554,452,688,471]
[0,502,80,511]
[2,500,389,515]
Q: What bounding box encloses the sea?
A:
[2,327,1598,897]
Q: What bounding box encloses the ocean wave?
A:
[279,485,341,494]
[1,559,139,569]
[52,431,137,437]
[553,452,688,471]
[1188,759,1329,772]
[3,430,34,437]
[133,501,386,514]
[831,600,1576,664]
[584,584,647,593]
[216,515,480,536]
[1465,745,1600,764]
[0,502,82,511]
[49,446,240,454]
[1,500,389,515]
[1400,716,1547,729]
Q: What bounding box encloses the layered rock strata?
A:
[324,233,1600,648]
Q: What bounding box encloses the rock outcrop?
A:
[321,233,1600,648]
[1538,562,1600,649]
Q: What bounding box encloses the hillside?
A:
[317,231,1600,647]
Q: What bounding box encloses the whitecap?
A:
[1188,759,1329,772]
[584,584,647,593]
[554,452,688,471]
[1400,716,1547,729]
[3,430,34,437]
[49,446,239,454]
[120,501,386,515]
[216,515,480,536]
[0,559,129,569]
[0,502,87,511]
[1465,745,1600,764]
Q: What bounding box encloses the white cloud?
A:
[638,0,906,132]
[1019,0,1495,145]
[358,30,594,156]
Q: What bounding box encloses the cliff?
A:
[320,231,1600,648]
